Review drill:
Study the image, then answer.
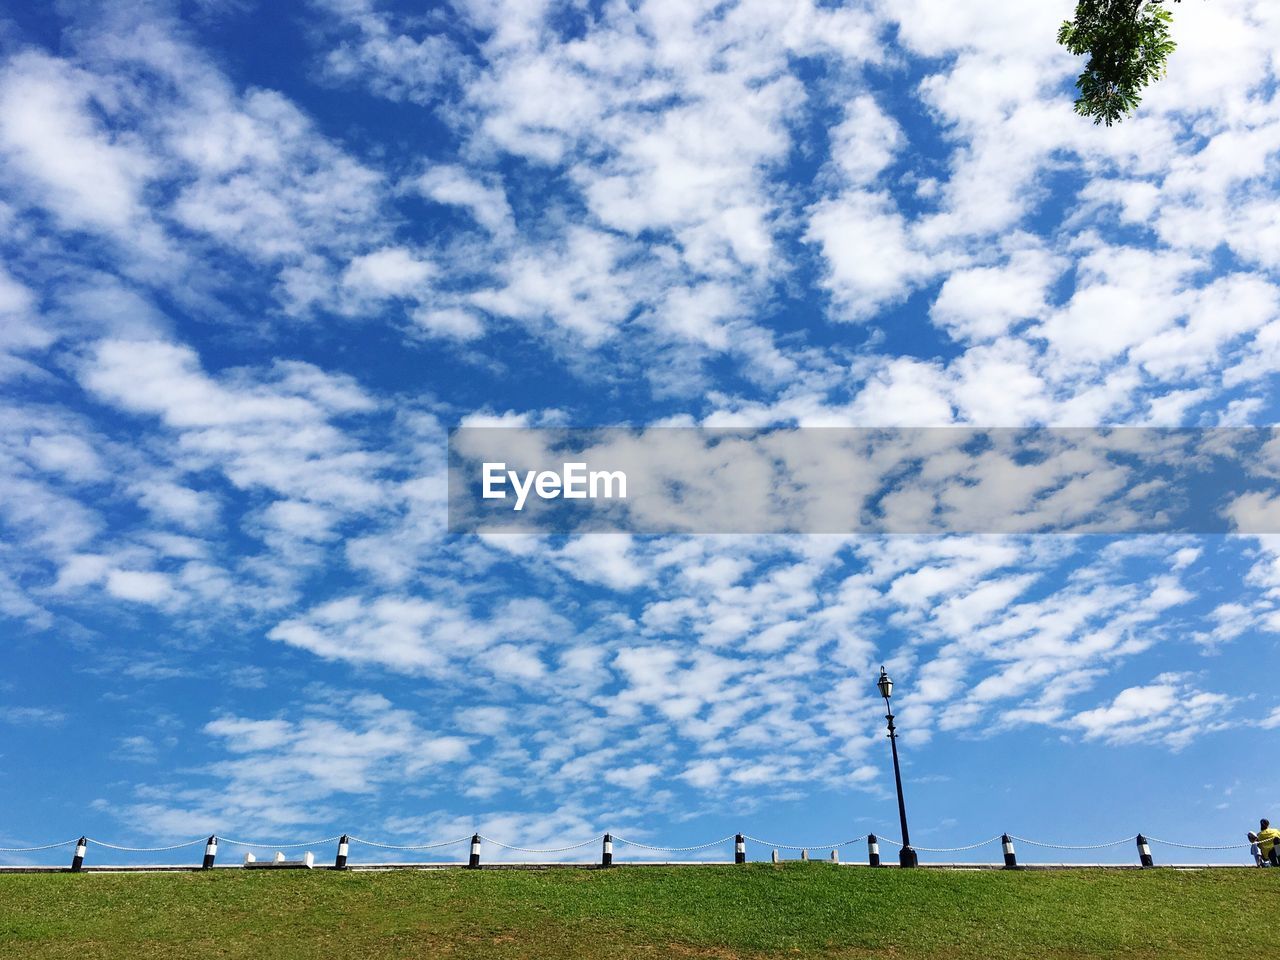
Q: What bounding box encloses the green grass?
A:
[1,865,1276,959]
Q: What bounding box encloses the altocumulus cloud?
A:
[0,0,1278,853]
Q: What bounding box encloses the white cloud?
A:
[806,191,933,320]
[0,16,391,329]
[105,569,173,604]
[1224,492,1280,534]
[81,339,387,510]
[846,359,954,425]
[412,307,485,341]
[131,480,220,530]
[318,4,464,106]
[164,82,385,271]
[603,763,662,790]
[126,695,472,829]
[931,245,1062,343]
[25,434,105,483]
[342,247,434,298]
[1037,247,1200,366]
[0,705,66,726]
[268,593,566,681]
[117,735,161,763]
[551,536,649,590]
[468,226,637,343]
[0,51,154,230]
[0,266,51,383]
[829,95,903,185]
[4,0,1279,846]
[415,166,514,236]
[1069,674,1233,749]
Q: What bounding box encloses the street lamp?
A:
[878,666,918,868]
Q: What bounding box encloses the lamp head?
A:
[877,666,893,700]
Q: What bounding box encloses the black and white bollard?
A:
[771,849,780,863]
[830,849,839,863]
[468,833,481,868]
[867,834,880,867]
[202,836,218,870]
[1136,834,1154,868]
[1001,834,1017,869]
[601,834,613,868]
[734,834,746,864]
[71,837,87,872]
[335,835,349,870]
[800,849,809,861]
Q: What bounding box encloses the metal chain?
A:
[2,831,1259,857]
[88,837,208,852]
[876,835,999,852]
[0,838,80,852]
[1145,836,1252,851]
[346,835,472,851]
[479,834,604,854]
[1009,835,1137,850]
[911,836,1003,853]
[744,835,867,851]
[218,835,342,849]
[612,834,737,852]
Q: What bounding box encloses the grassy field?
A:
[1,865,1276,959]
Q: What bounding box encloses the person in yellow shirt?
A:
[1250,819,1279,866]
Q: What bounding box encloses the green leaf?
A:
[1059,0,1182,126]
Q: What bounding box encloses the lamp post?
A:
[877,666,918,868]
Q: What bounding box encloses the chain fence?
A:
[1008,835,1137,850]
[347,835,473,851]
[219,836,344,849]
[0,829,1264,863]
[611,834,737,852]
[876,835,1003,853]
[87,838,208,853]
[744,835,867,851]
[0,839,80,853]
[479,835,605,854]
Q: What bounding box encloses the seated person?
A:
[1253,819,1279,866]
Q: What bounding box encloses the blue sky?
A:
[1,0,1279,865]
